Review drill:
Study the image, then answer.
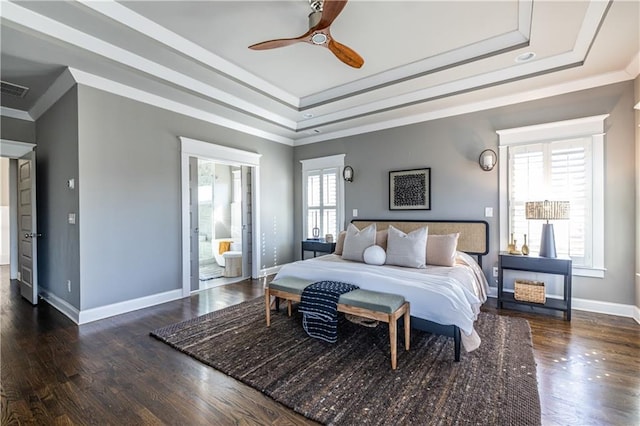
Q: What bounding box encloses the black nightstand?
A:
[498,252,573,321]
[301,240,336,259]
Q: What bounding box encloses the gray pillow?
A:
[385,225,428,268]
[342,223,376,262]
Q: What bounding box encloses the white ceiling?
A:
[1,0,638,146]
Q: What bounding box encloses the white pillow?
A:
[363,245,386,265]
[342,223,376,262]
[426,233,460,267]
[385,225,428,268]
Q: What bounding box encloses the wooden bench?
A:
[265,277,410,370]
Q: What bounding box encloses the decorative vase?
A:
[507,232,516,253]
[521,234,530,255]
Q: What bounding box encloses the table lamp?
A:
[525,200,570,258]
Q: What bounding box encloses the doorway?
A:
[191,159,247,291]
[180,137,261,297]
[0,140,38,303]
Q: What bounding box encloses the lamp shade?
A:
[525,200,570,258]
[525,200,570,221]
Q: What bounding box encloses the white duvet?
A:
[273,252,489,351]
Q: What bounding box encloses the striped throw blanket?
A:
[299,281,359,343]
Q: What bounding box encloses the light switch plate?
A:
[68,213,76,224]
[68,178,75,189]
[352,209,358,217]
[485,207,493,217]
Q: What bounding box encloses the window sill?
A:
[573,266,605,278]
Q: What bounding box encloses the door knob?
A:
[24,233,42,239]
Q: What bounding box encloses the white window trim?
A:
[300,154,346,240]
[497,115,608,278]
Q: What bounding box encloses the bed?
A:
[273,220,490,361]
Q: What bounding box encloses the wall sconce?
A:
[343,165,354,182]
[479,149,497,171]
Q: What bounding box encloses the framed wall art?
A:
[389,168,431,210]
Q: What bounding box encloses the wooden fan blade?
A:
[316,0,348,29]
[249,29,313,50]
[249,37,305,50]
[328,39,364,68]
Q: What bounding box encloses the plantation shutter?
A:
[508,138,591,266]
[306,167,338,239]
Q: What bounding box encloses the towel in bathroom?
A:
[219,241,231,255]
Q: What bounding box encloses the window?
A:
[509,139,591,264]
[498,115,607,277]
[301,154,345,240]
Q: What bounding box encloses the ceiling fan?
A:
[248,0,364,69]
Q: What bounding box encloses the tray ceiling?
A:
[1,0,638,146]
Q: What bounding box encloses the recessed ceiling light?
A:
[515,52,536,63]
[303,113,314,118]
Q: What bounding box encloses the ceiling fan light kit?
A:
[248,0,364,69]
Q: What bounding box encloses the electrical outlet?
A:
[67,280,71,292]
[492,267,499,277]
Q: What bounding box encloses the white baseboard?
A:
[39,290,81,323]
[486,290,639,320]
[40,288,184,324]
[571,297,638,319]
[78,289,183,324]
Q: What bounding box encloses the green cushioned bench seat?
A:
[268,277,315,295]
[266,276,410,369]
[270,278,405,314]
[338,289,405,314]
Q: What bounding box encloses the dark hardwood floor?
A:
[2,265,639,425]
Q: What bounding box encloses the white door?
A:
[18,151,39,304]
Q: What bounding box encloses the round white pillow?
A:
[363,245,386,265]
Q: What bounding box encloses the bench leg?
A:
[287,300,292,317]
[404,306,410,351]
[389,316,397,370]
[265,291,271,327]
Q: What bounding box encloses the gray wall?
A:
[76,85,293,310]
[293,81,636,306]
[0,116,36,143]
[35,86,81,308]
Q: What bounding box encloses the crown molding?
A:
[0,106,33,121]
[70,69,294,146]
[1,1,296,129]
[294,67,632,146]
[75,0,300,108]
[29,68,76,120]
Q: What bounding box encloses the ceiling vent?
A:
[1,80,30,98]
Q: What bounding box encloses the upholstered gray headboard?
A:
[351,219,489,263]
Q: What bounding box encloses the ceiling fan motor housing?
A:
[308,10,322,28]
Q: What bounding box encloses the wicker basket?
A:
[514,279,546,304]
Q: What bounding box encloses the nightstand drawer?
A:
[301,240,336,259]
[499,254,571,275]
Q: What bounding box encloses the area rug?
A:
[151,298,541,425]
